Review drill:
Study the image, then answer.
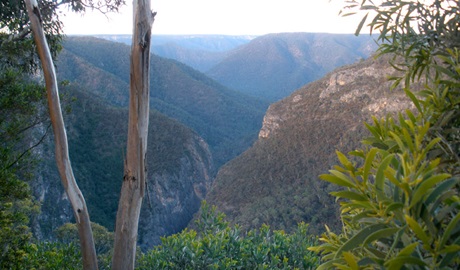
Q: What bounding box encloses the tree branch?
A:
[4,122,51,171]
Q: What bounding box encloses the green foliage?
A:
[0,69,43,269]
[0,196,35,269]
[311,111,460,268]
[21,242,82,270]
[136,202,320,270]
[55,222,114,254]
[0,68,48,169]
[54,222,114,269]
[312,0,460,268]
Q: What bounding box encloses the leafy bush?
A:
[54,221,114,269]
[311,111,460,268]
[137,202,319,269]
[21,242,82,270]
[55,221,114,255]
[311,0,460,269]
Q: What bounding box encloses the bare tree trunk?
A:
[111,1,155,269]
[24,1,98,269]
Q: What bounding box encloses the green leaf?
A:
[385,255,427,269]
[398,242,419,256]
[421,137,441,157]
[405,215,430,248]
[334,224,387,258]
[322,170,357,189]
[375,154,394,194]
[351,210,375,223]
[337,151,352,168]
[343,252,359,269]
[364,122,382,141]
[439,244,460,254]
[330,190,368,201]
[355,13,369,36]
[401,128,414,152]
[363,148,378,184]
[342,12,357,17]
[404,87,423,115]
[384,202,404,215]
[434,65,457,79]
[389,131,405,152]
[410,174,451,208]
[363,227,401,246]
[317,259,342,270]
[425,177,458,207]
[439,212,460,249]
[439,238,460,267]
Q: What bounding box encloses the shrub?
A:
[137,202,320,269]
[310,1,460,268]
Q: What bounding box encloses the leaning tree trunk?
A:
[24,1,98,269]
[111,1,155,269]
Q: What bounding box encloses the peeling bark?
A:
[111,1,156,269]
[24,0,98,269]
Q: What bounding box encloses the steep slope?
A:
[207,33,378,101]
[33,87,214,248]
[57,36,268,167]
[205,55,413,235]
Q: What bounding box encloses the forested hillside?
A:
[57,36,268,167]
[33,86,214,247]
[205,54,413,234]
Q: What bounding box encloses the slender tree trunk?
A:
[111,1,155,269]
[24,1,98,269]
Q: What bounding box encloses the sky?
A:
[61,0,363,36]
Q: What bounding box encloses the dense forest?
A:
[2,0,460,269]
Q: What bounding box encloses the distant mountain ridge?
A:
[97,33,378,102]
[97,34,256,72]
[97,34,255,52]
[207,33,378,101]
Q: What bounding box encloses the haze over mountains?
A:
[207,33,377,101]
[100,33,378,101]
[31,32,399,248]
[98,34,255,72]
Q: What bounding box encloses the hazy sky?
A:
[62,0,363,35]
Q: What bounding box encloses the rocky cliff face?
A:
[259,55,413,140]
[139,136,213,248]
[32,88,214,249]
[205,54,414,234]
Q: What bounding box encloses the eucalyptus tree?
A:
[23,0,155,269]
[111,1,155,269]
[311,0,460,268]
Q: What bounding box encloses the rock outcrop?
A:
[139,135,213,248]
[206,54,413,234]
